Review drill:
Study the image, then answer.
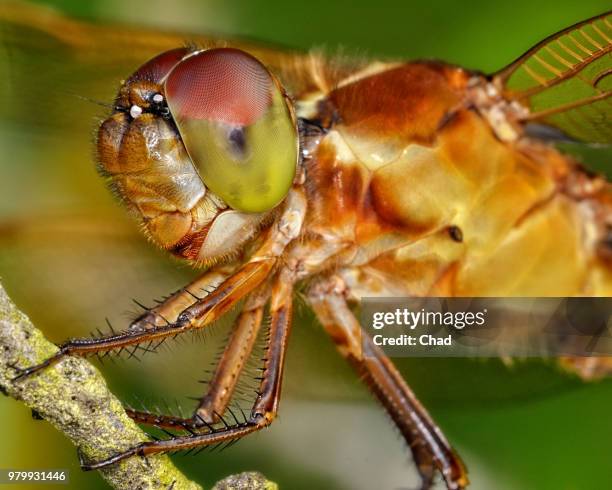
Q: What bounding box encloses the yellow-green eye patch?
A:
[164,48,298,213]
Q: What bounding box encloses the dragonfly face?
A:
[1,3,611,490]
[99,47,299,262]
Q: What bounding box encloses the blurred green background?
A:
[0,1,611,489]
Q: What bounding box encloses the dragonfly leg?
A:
[79,270,294,471]
[12,258,274,381]
[129,265,236,331]
[13,188,306,382]
[559,356,612,380]
[125,287,269,428]
[195,288,268,424]
[307,276,469,490]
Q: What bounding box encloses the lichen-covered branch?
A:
[0,282,200,490]
[0,282,278,490]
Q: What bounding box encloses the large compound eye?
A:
[128,47,190,84]
[164,48,298,213]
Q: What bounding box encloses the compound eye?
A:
[127,47,190,84]
[164,48,298,213]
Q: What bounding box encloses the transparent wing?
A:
[0,1,326,134]
[494,11,611,144]
[0,2,194,132]
[0,2,210,335]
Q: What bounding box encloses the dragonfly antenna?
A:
[65,92,114,109]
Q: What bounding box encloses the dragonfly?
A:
[1,3,611,489]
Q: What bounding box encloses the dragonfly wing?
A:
[0,3,209,333]
[0,1,332,135]
[494,11,611,144]
[0,2,200,132]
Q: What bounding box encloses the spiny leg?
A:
[13,187,307,381]
[80,269,294,471]
[12,258,274,380]
[103,265,235,364]
[130,265,236,331]
[126,287,269,428]
[307,277,468,490]
[195,287,268,424]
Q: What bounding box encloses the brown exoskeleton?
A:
[10,8,612,490]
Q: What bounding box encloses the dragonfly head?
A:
[97,48,299,264]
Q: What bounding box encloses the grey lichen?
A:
[212,472,278,490]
